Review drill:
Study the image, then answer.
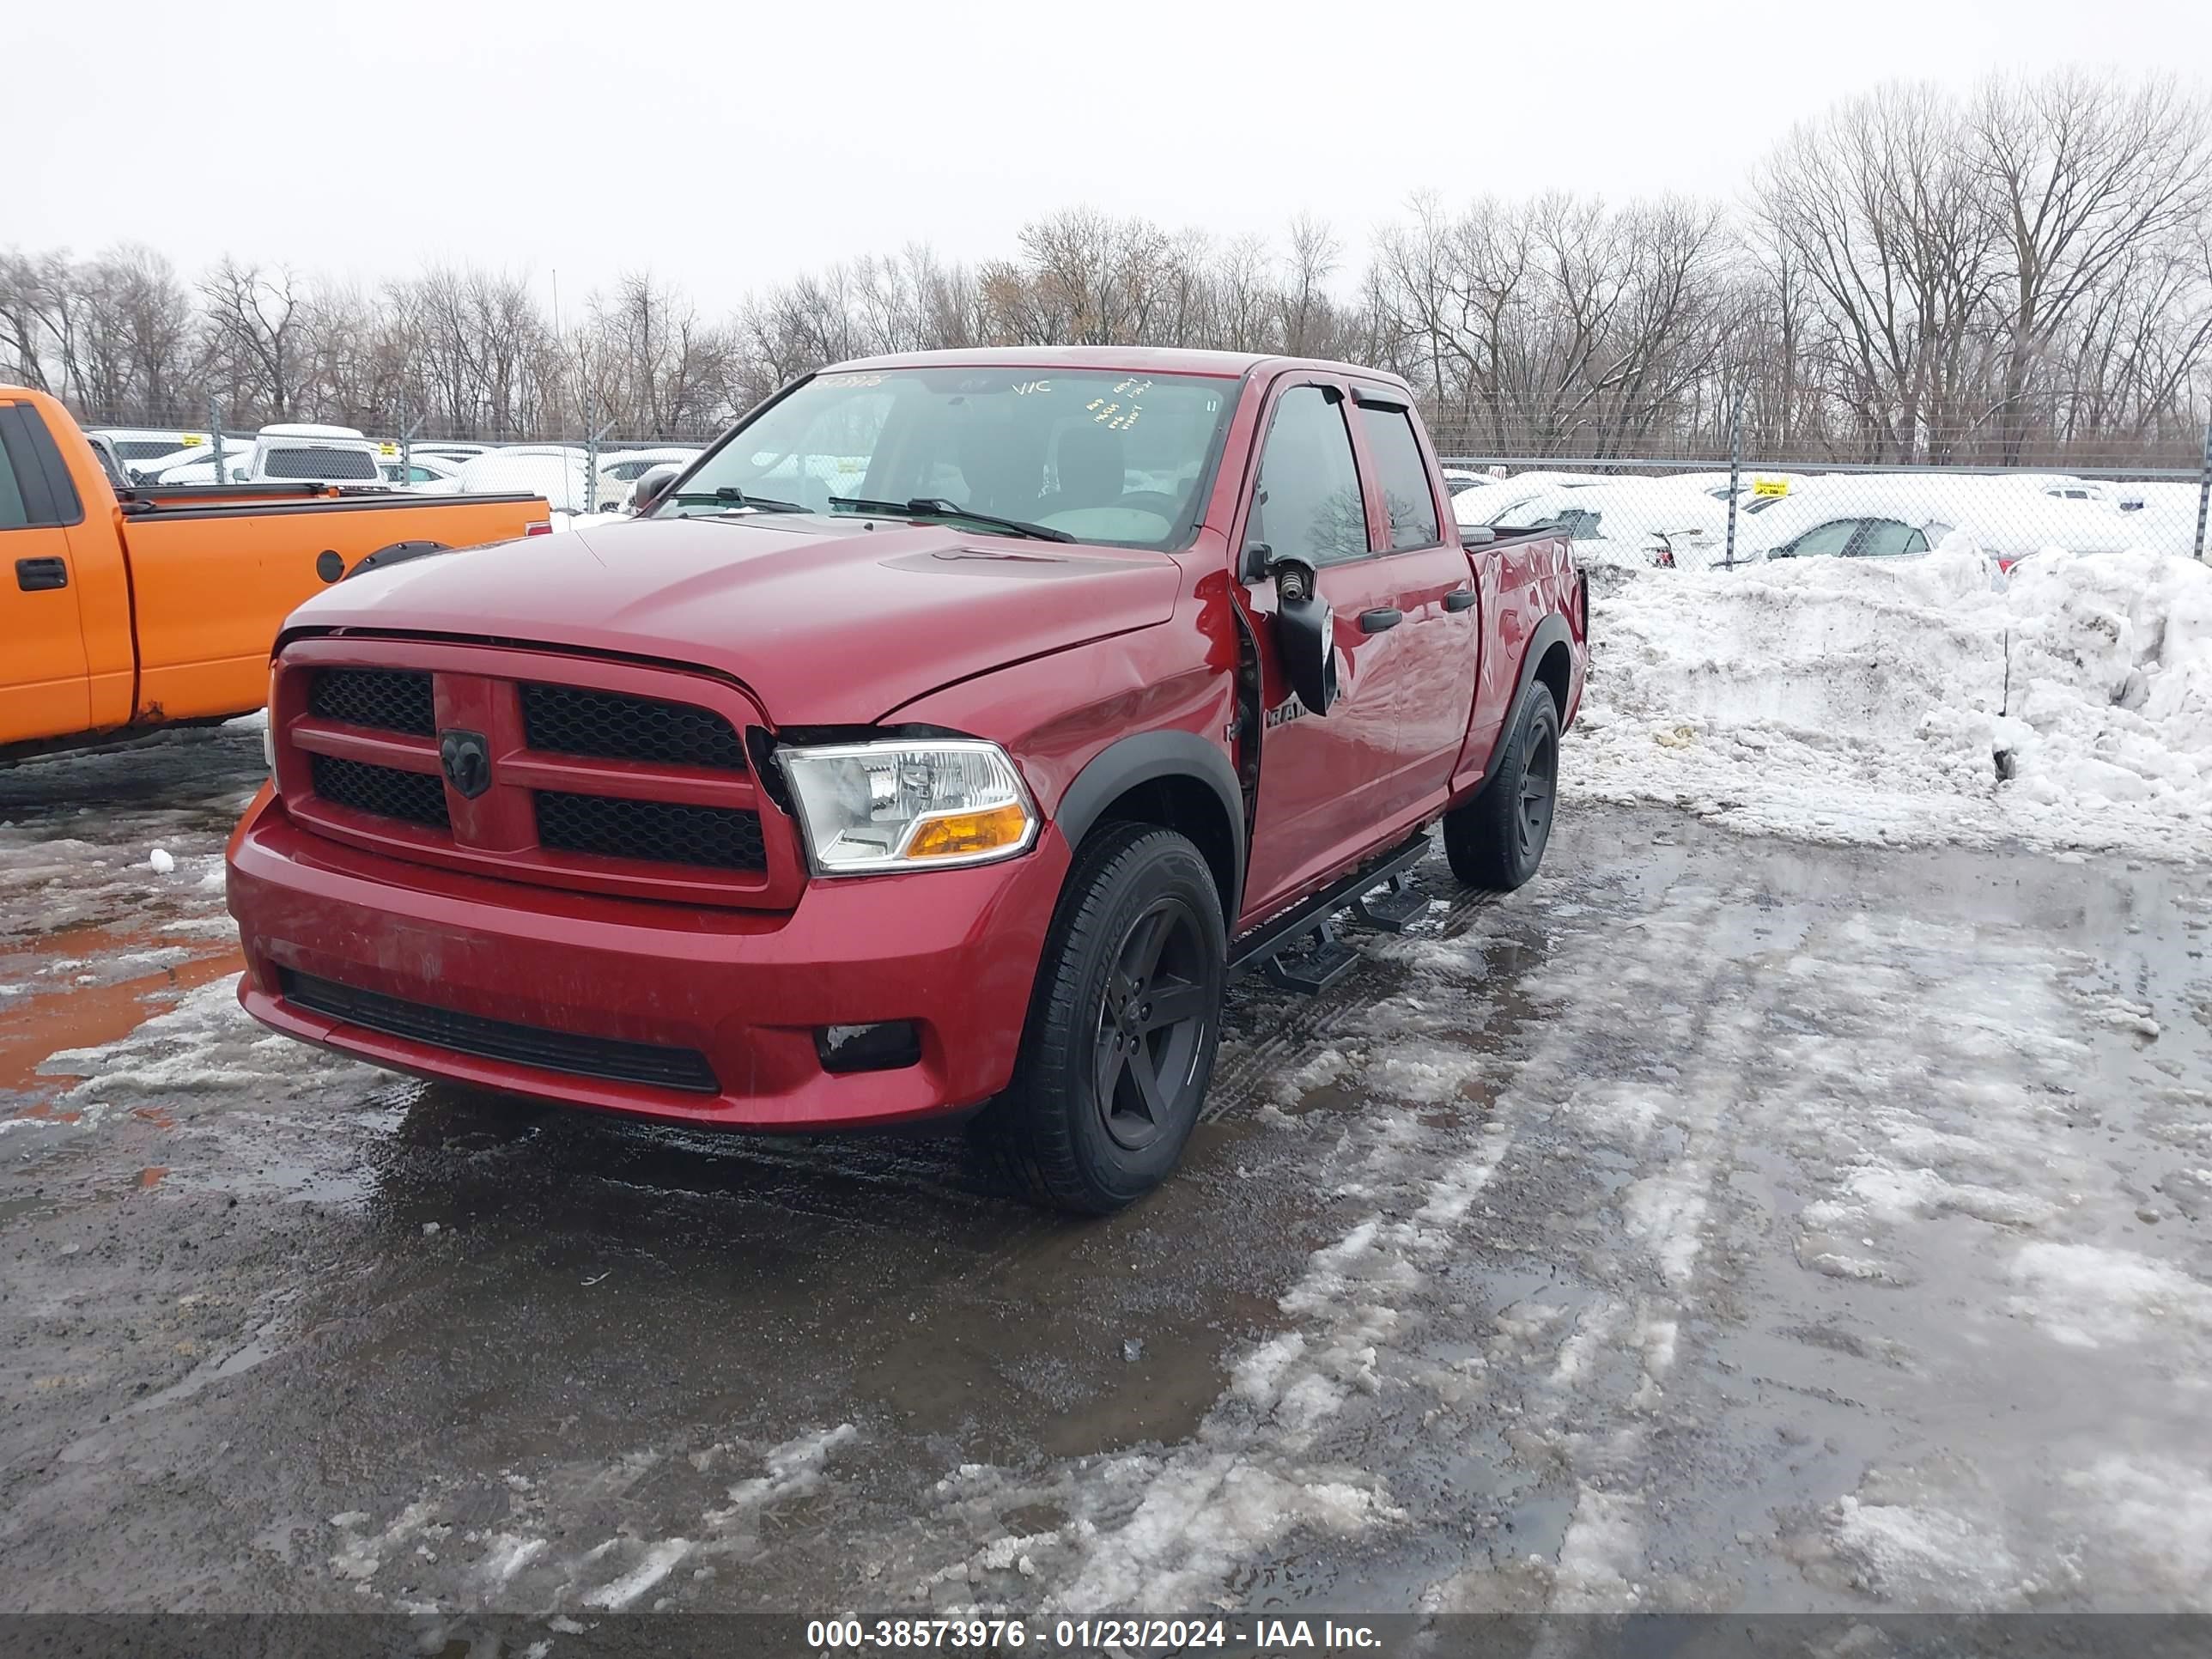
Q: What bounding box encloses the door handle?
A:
[15,557,67,592]
[1358,607,1402,634]
[1442,586,1476,612]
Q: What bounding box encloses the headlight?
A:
[776,739,1037,875]
[264,669,279,788]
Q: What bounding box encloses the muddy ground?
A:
[2,725,2208,1629]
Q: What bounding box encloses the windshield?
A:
[655,367,1238,548]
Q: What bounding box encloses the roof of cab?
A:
[818,343,1413,388]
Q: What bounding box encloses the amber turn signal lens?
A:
[903,802,1032,860]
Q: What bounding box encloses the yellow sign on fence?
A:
[1753,477,1790,498]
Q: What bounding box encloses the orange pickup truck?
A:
[2,386,552,761]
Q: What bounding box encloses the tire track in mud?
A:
[864,859,1583,1617]
[1413,873,1782,1613]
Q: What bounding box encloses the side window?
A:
[0,425,27,529]
[90,441,129,491]
[0,406,81,528]
[1249,386,1368,568]
[1779,519,1861,558]
[1852,520,1920,558]
[1358,405,1440,550]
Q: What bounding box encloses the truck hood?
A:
[281,514,1186,725]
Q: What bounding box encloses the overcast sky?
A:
[22,2,2209,315]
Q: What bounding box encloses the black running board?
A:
[1229,830,1434,991]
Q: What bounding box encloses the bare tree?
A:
[198,258,308,422]
[5,70,2204,468]
[1280,213,1340,357]
[1973,70,2212,459]
[1754,84,2003,460]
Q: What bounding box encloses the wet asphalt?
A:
[1,726,2208,1625]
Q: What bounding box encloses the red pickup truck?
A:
[226,348,1587,1211]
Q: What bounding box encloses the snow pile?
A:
[1570,544,2212,859]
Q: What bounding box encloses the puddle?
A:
[0,938,242,1106]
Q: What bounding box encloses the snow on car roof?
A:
[1488,479,1732,534]
[258,422,367,441]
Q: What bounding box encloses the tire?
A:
[973,823,1226,1214]
[1443,686,1561,892]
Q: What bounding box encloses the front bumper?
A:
[225,786,1068,1130]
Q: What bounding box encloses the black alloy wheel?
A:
[1517,719,1558,867]
[1093,896,1215,1153]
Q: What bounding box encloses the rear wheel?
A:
[975,823,1225,1213]
[1443,688,1561,891]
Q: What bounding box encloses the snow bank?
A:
[1570,545,2212,860]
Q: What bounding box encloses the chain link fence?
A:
[82,398,2212,562]
[84,402,708,514]
[1436,447,2212,573]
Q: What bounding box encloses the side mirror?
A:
[1269,554,1337,716]
[631,471,673,514]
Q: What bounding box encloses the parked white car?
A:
[495,444,591,462]
[458,449,593,514]
[592,447,702,510]
[1483,480,1737,569]
[89,426,198,458]
[1454,470,1609,527]
[1437,467,1491,498]
[1671,470,1811,508]
[409,442,493,466]
[89,428,209,477]
[1742,475,2149,569]
[1757,509,1957,562]
[139,437,257,484]
[381,454,466,494]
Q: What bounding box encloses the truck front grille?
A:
[280,645,788,907]
[520,683,744,770]
[311,754,450,829]
[310,668,435,735]
[281,970,719,1093]
[535,791,765,870]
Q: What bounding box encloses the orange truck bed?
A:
[2,386,550,759]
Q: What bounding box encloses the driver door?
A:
[1238,378,1428,922]
[0,401,92,744]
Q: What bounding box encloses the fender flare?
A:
[1052,731,1246,921]
[1471,611,1576,798]
[344,539,453,580]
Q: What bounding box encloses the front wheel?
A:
[1443,689,1561,891]
[975,823,1225,1214]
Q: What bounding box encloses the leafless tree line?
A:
[5,70,2208,465]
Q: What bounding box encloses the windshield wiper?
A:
[827,495,1074,544]
[665,487,811,514]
